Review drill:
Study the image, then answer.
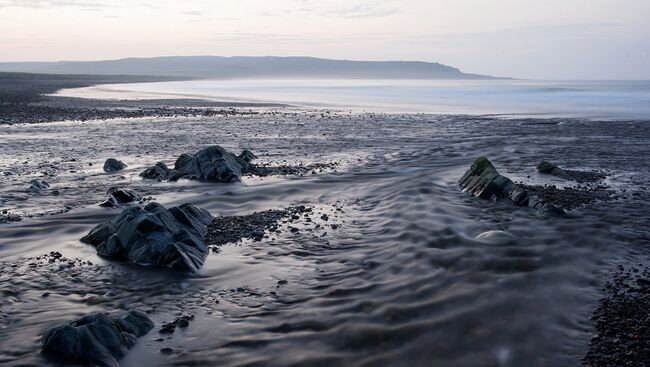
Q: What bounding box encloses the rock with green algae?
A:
[536,161,573,180]
[459,156,563,216]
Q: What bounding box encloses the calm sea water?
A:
[56,79,650,120]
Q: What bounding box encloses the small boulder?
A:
[25,179,50,192]
[140,162,170,181]
[81,202,213,272]
[103,158,127,173]
[140,146,254,183]
[99,187,143,208]
[41,310,153,367]
[238,149,258,163]
[537,161,572,180]
[459,157,563,216]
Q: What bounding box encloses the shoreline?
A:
[0,72,289,125]
[1,73,650,366]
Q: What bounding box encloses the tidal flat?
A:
[1,90,650,365]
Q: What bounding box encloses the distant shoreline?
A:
[0,72,287,124]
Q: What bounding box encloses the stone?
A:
[99,187,143,208]
[140,162,170,181]
[140,146,254,183]
[103,158,127,173]
[459,157,563,216]
[536,161,572,180]
[41,310,153,367]
[81,202,213,272]
[238,149,258,163]
[25,179,50,192]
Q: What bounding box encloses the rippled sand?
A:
[1,112,649,366]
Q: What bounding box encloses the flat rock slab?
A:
[42,310,153,367]
[537,160,607,183]
[140,145,251,183]
[459,156,563,216]
[81,202,213,272]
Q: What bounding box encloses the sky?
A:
[0,0,648,79]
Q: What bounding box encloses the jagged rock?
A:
[140,162,170,180]
[459,157,563,216]
[81,202,213,272]
[41,310,153,367]
[238,149,258,163]
[537,161,572,180]
[103,158,127,172]
[25,179,50,192]
[99,187,143,208]
[140,146,254,183]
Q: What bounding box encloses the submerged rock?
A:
[459,157,563,216]
[25,179,50,192]
[99,187,143,208]
[103,158,127,172]
[81,202,213,272]
[536,161,572,180]
[140,145,253,183]
[41,310,153,367]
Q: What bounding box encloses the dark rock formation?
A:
[99,187,143,208]
[238,149,258,163]
[41,310,153,367]
[537,161,572,180]
[81,202,213,272]
[459,157,563,216]
[103,158,127,172]
[140,145,253,183]
[25,179,50,192]
[140,162,169,181]
[537,161,607,183]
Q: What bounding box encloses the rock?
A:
[238,149,258,163]
[459,157,563,216]
[103,158,127,172]
[140,146,254,183]
[475,230,517,245]
[140,162,170,181]
[536,161,572,180]
[25,179,50,192]
[99,187,143,208]
[0,212,21,224]
[80,202,213,272]
[41,310,153,367]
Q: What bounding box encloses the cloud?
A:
[295,0,400,18]
[0,0,109,11]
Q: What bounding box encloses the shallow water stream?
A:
[1,112,650,366]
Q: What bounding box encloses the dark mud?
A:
[584,266,650,366]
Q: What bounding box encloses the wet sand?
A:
[0,72,286,124]
[1,76,650,366]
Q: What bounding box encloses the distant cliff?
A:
[0,56,500,80]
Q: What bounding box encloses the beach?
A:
[1,76,650,366]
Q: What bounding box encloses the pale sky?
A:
[0,0,648,79]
